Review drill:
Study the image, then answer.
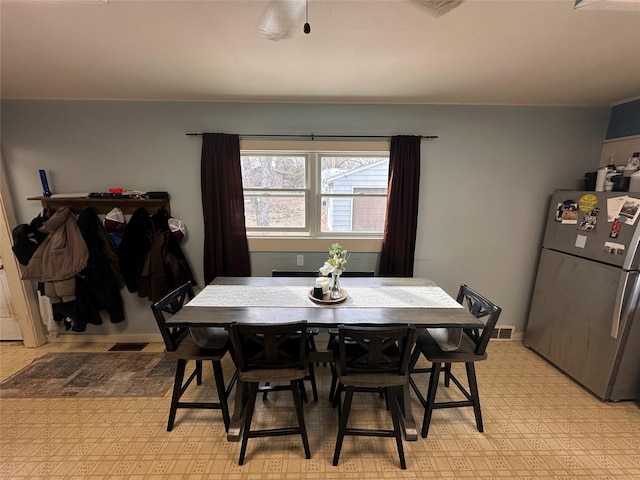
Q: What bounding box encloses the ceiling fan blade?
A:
[259,0,306,41]
[412,0,465,17]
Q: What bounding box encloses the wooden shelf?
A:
[28,196,171,215]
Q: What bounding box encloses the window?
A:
[241,155,307,231]
[241,149,389,237]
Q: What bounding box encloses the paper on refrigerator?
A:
[607,195,640,225]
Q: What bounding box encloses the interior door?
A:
[0,260,22,340]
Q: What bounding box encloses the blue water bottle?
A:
[39,170,52,197]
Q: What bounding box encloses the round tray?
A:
[307,288,348,305]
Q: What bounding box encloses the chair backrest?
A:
[270,270,375,277]
[456,284,502,356]
[150,282,195,352]
[339,271,375,277]
[271,270,319,277]
[336,325,416,377]
[229,321,308,372]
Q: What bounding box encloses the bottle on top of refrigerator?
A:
[595,167,608,191]
[629,169,640,193]
[623,152,640,177]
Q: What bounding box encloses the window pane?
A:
[241,156,305,189]
[244,192,305,228]
[320,156,389,194]
[321,195,387,233]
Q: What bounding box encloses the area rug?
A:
[0,352,175,398]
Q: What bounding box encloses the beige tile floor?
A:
[1,339,639,479]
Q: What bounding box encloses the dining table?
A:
[166,276,484,442]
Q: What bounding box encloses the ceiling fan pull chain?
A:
[304,0,311,34]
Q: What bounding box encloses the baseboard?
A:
[47,333,163,344]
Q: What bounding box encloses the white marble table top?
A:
[187,284,463,309]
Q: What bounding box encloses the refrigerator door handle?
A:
[612,273,629,339]
[622,221,640,271]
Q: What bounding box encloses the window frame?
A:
[319,154,389,235]
[241,152,310,234]
[240,140,390,239]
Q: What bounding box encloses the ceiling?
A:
[1,0,639,106]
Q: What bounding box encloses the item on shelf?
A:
[629,169,640,193]
[39,169,52,197]
[146,191,169,199]
[584,171,597,191]
[89,192,124,199]
[595,167,608,191]
[623,152,640,177]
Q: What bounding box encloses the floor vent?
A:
[108,343,148,351]
[490,325,515,341]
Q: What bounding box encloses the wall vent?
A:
[490,325,515,341]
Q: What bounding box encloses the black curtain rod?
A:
[186,133,438,140]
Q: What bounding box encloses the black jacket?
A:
[117,207,154,293]
[75,207,125,331]
[11,212,50,265]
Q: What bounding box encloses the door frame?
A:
[0,153,47,347]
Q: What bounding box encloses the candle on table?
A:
[316,277,329,294]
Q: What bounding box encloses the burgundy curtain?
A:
[201,133,251,284]
[378,135,421,277]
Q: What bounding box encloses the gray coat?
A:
[22,207,89,303]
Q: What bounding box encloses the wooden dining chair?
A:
[229,321,312,465]
[271,270,320,277]
[150,282,237,432]
[332,325,417,469]
[262,270,319,402]
[409,284,502,437]
[325,270,376,401]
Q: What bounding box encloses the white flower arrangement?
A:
[319,243,349,277]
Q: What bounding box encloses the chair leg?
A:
[324,332,336,367]
[421,362,441,438]
[333,386,354,466]
[212,360,230,432]
[387,386,406,469]
[299,380,308,403]
[167,359,187,432]
[226,369,239,399]
[238,382,259,466]
[290,380,311,459]
[307,333,319,367]
[443,362,452,387]
[466,362,483,432]
[333,381,344,410]
[307,362,318,402]
[408,344,422,370]
[196,360,203,385]
[328,363,338,403]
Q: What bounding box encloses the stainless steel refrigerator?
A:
[525,190,640,401]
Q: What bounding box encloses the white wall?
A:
[0,101,610,338]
